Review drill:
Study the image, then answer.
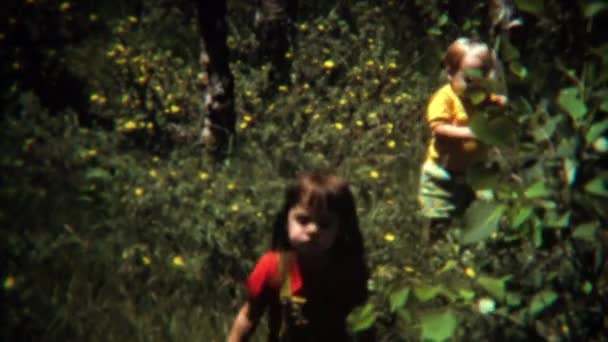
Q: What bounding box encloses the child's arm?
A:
[227,300,265,342]
[432,124,476,139]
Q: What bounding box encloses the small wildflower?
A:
[149,169,158,178]
[477,297,496,315]
[356,120,364,127]
[170,104,181,114]
[172,255,185,267]
[322,60,335,70]
[142,256,151,265]
[368,112,378,119]
[123,120,137,131]
[59,2,71,12]
[465,267,476,278]
[298,23,308,32]
[227,183,236,191]
[3,276,16,290]
[370,170,380,179]
[317,24,325,32]
[335,122,344,130]
[390,77,399,85]
[243,114,253,122]
[304,106,313,114]
[339,98,347,106]
[90,93,100,102]
[312,113,320,120]
[152,156,160,163]
[147,122,154,130]
[99,97,107,105]
[231,204,239,212]
[384,233,395,242]
[387,140,396,148]
[134,187,144,196]
[404,266,415,273]
[303,83,310,90]
[278,85,288,93]
[137,76,148,85]
[199,172,209,181]
[388,62,397,71]
[128,16,138,24]
[285,51,293,60]
[366,59,375,67]
[89,14,98,22]
[240,122,248,129]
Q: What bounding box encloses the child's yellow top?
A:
[424,84,487,173]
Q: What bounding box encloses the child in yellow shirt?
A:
[419,38,507,240]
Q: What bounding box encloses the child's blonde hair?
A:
[444,38,496,78]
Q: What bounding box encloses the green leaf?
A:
[563,159,578,186]
[436,259,458,275]
[514,0,545,15]
[582,281,593,294]
[390,287,410,313]
[458,288,476,301]
[84,167,112,181]
[528,290,558,318]
[347,303,376,332]
[532,115,563,142]
[509,61,528,79]
[478,276,511,301]
[557,87,588,123]
[470,115,516,147]
[584,174,608,197]
[585,120,608,144]
[545,210,571,229]
[524,181,552,198]
[461,202,506,245]
[584,1,608,17]
[420,310,458,342]
[572,222,599,241]
[502,38,520,62]
[414,286,443,302]
[512,207,533,228]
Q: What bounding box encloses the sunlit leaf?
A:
[528,290,558,318]
[478,275,511,301]
[524,181,552,198]
[414,286,443,302]
[512,206,533,228]
[514,0,545,15]
[85,167,112,181]
[347,303,376,332]
[470,115,516,147]
[458,288,476,301]
[584,1,608,17]
[584,174,608,197]
[563,159,578,186]
[557,87,588,123]
[509,61,528,79]
[572,222,599,241]
[461,201,506,245]
[585,119,608,144]
[437,13,448,26]
[420,310,457,342]
[390,287,410,313]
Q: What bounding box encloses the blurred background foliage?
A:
[1,0,607,340]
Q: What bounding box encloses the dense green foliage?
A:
[1,0,606,341]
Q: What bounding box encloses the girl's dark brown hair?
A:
[271,171,365,260]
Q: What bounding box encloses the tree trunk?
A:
[195,0,235,160]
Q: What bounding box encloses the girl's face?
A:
[450,52,486,96]
[287,203,339,257]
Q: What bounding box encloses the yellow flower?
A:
[299,23,308,32]
[387,140,396,149]
[368,112,378,119]
[465,267,476,278]
[284,51,293,60]
[366,59,375,67]
[147,122,154,130]
[199,172,208,180]
[243,114,253,122]
[370,170,380,179]
[90,93,100,102]
[317,24,325,32]
[142,256,151,265]
[134,187,144,196]
[3,275,16,290]
[170,104,181,113]
[240,122,248,129]
[335,122,344,130]
[384,233,395,242]
[128,16,138,24]
[172,255,185,267]
[339,98,347,106]
[231,204,239,212]
[278,85,288,93]
[356,120,364,127]
[388,62,397,71]
[303,83,310,90]
[227,183,236,191]
[404,266,415,273]
[149,169,158,178]
[89,14,98,22]
[123,120,137,131]
[59,2,71,12]
[312,113,320,120]
[322,60,335,70]
[304,106,313,114]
